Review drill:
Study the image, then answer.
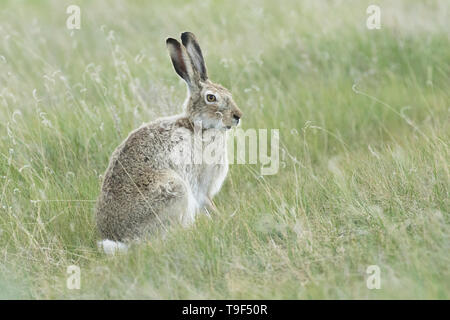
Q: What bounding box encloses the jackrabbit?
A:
[96,32,242,251]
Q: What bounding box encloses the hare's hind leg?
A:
[98,168,197,240]
[136,169,197,235]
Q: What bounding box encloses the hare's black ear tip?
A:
[181,32,195,42]
[166,38,178,47]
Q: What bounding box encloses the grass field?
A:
[0,0,448,299]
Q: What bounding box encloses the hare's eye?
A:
[206,94,216,102]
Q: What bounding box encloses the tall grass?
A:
[0,0,448,299]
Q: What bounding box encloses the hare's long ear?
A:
[166,38,197,88]
[181,32,208,81]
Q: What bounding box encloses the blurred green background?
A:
[0,0,448,299]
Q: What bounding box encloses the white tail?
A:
[97,239,128,255]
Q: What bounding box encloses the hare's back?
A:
[103,117,192,184]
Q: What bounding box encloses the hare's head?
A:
[167,32,242,130]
